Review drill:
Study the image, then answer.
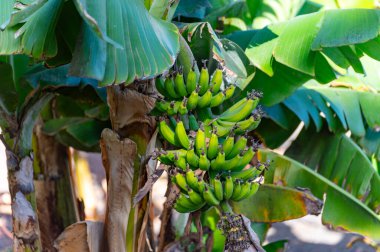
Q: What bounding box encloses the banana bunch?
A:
[154,61,266,214]
[171,168,260,213]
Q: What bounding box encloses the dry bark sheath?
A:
[33,125,79,250]
[100,83,156,252]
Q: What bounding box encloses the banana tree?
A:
[1,0,380,251]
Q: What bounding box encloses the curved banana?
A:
[219,97,258,122]
[186,66,198,94]
[213,178,224,201]
[229,166,258,181]
[246,182,260,198]
[199,151,210,171]
[224,84,236,100]
[174,154,187,170]
[155,77,170,98]
[175,121,190,150]
[234,181,251,201]
[158,119,180,147]
[180,114,190,131]
[199,64,210,95]
[186,148,199,168]
[174,71,188,97]
[211,66,223,94]
[223,176,234,200]
[168,116,177,129]
[197,178,206,193]
[178,98,189,115]
[197,90,212,108]
[164,75,180,99]
[203,186,220,206]
[222,135,235,157]
[195,127,206,155]
[210,91,226,108]
[212,120,233,137]
[207,130,219,160]
[232,147,255,171]
[155,99,170,113]
[167,101,180,116]
[231,180,242,201]
[188,188,204,205]
[226,135,248,160]
[174,172,189,192]
[186,169,200,192]
[187,87,199,111]
[210,150,225,171]
[189,114,200,131]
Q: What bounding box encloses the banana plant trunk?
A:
[32,124,80,250]
[100,82,156,252]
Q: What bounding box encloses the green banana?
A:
[203,186,220,206]
[229,166,258,181]
[187,86,199,111]
[199,151,210,171]
[155,77,170,98]
[199,64,210,95]
[175,121,190,150]
[211,66,223,94]
[167,101,180,116]
[210,91,225,108]
[197,90,212,108]
[232,147,255,171]
[187,187,204,205]
[213,177,224,201]
[178,98,189,115]
[174,172,188,192]
[186,65,197,94]
[222,153,242,171]
[198,178,206,193]
[195,127,206,155]
[176,194,199,209]
[231,180,242,201]
[155,99,170,113]
[234,181,251,201]
[180,114,190,131]
[174,154,187,170]
[168,116,177,129]
[207,130,219,160]
[226,135,248,160]
[164,75,180,99]
[174,70,188,97]
[212,120,233,137]
[222,135,235,157]
[158,119,180,147]
[210,149,225,171]
[186,169,200,192]
[224,84,236,100]
[189,114,200,131]
[158,149,187,165]
[186,147,199,168]
[224,176,234,200]
[197,107,214,121]
[246,182,260,198]
[219,94,260,122]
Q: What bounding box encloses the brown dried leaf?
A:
[54,221,104,252]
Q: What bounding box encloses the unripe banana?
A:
[224,176,234,200]
[226,135,248,160]
[167,101,180,116]
[174,172,188,192]
[199,64,210,95]
[187,187,203,205]
[210,149,225,171]
[199,151,210,171]
[164,75,180,99]
[219,95,260,122]
[213,177,224,201]
[231,180,242,201]
[197,107,215,121]
[229,166,258,181]
[246,182,260,198]
[174,154,187,170]
[178,98,189,115]
[186,66,198,94]
[197,178,206,193]
[223,153,242,171]
[175,121,190,150]
[207,130,219,160]
[158,119,180,147]
[197,90,212,108]
[223,135,235,157]
[224,84,236,100]
[155,99,170,113]
[158,149,187,165]
[210,91,226,108]
[180,114,190,131]
[195,127,206,155]
[168,116,177,129]
[212,120,233,137]
[174,70,188,97]
[155,77,170,98]
[232,147,255,171]
[186,169,200,192]
[234,181,251,201]
[211,66,223,94]
[189,114,200,131]
[203,186,220,206]
[187,86,199,110]
[186,147,199,168]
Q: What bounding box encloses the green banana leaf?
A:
[71,0,180,85]
[228,9,380,105]
[256,134,380,240]
[231,184,323,222]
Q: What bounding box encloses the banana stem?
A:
[220,201,233,213]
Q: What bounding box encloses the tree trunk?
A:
[33,124,79,251]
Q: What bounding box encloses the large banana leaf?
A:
[256,128,380,240]
[71,0,179,85]
[269,83,380,136]
[228,9,380,105]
